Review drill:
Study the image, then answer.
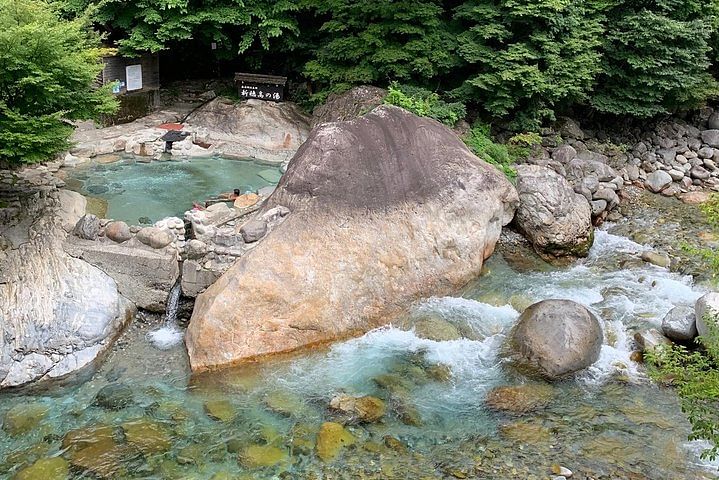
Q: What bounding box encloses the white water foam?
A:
[146,324,184,350]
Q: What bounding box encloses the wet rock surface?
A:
[509,299,603,380]
[186,105,518,371]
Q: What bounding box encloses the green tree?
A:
[0,0,117,165]
[592,0,718,117]
[67,0,301,57]
[302,0,458,99]
[454,0,604,130]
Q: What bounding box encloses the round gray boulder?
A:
[645,170,672,193]
[136,226,174,249]
[514,165,593,260]
[661,305,697,341]
[509,299,603,380]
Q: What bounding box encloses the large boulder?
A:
[311,85,387,127]
[514,165,593,260]
[509,299,603,380]
[696,292,719,337]
[186,105,518,371]
[0,181,134,388]
[184,98,311,164]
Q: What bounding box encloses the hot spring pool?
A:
[63,156,281,224]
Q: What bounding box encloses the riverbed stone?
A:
[514,165,593,260]
[509,299,602,380]
[633,328,671,353]
[57,189,87,233]
[122,419,171,454]
[701,129,719,147]
[411,317,462,341]
[661,305,697,341]
[239,444,288,468]
[485,383,554,414]
[640,251,671,268]
[329,394,386,423]
[13,457,69,480]
[104,221,131,243]
[204,399,236,422]
[94,383,134,410]
[186,105,518,371]
[2,403,49,435]
[551,144,577,164]
[316,422,355,462]
[696,292,719,337]
[645,171,673,193]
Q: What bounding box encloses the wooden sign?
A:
[235,73,286,102]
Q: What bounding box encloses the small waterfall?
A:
[147,279,185,350]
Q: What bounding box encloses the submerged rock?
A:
[204,399,236,422]
[640,251,671,268]
[186,105,518,371]
[13,457,69,480]
[485,383,554,414]
[509,299,602,380]
[329,394,386,423]
[316,422,355,462]
[121,419,171,454]
[2,403,49,436]
[514,165,593,261]
[94,383,134,410]
[239,444,288,468]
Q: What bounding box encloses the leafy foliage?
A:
[65,0,301,56]
[454,0,604,130]
[647,313,719,461]
[592,0,719,117]
[701,194,719,229]
[302,0,458,97]
[0,0,117,165]
[463,124,517,179]
[384,83,466,126]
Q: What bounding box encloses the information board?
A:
[126,65,143,91]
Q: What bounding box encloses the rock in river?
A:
[185,105,518,371]
[514,165,593,260]
[661,305,697,341]
[509,299,603,380]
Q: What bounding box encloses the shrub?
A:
[0,0,117,165]
[463,124,517,179]
[384,83,466,127]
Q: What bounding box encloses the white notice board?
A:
[125,64,143,91]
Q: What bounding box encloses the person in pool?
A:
[217,188,241,200]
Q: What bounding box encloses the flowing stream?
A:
[1,216,717,478]
[147,280,184,351]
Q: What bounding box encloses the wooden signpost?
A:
[234,73,287,102]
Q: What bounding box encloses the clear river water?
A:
[1,216,717,478]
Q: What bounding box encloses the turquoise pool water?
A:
[63,156,280,225]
